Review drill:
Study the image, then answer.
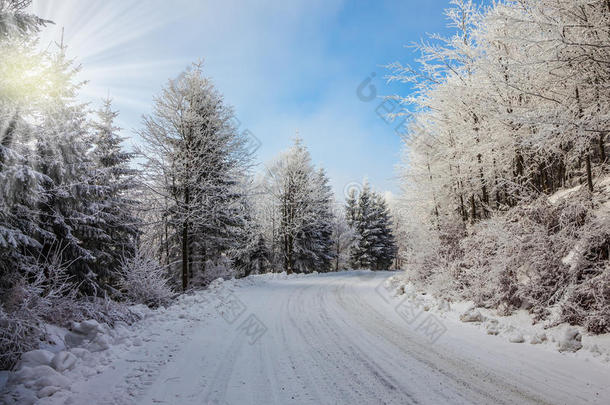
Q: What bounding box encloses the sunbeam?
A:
[30,0,190,106]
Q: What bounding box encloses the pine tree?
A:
[295,168,334,272]
[0,19,55,285]
[231,185,270,277]
[86,97,140,288]
[266,139,336,273]
[138,62,253,289]
[351,183,374,269]
[371,193,397,270]
[0,0,51,37]
[348,183,397,270]
[0,114,47,285]
[345,188,358,227]
[34,42,106,292]
[344,188,360,269]
[235,230,269,277]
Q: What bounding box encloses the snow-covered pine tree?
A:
[349,183,373,269]
[267,139,313,274]
[251,175,281,271]
[34,41,106,293]
[0,0,51,37]
[332,204,354,271]
[234,229,269,277]
[230,181,270,277]
[345,188,358,227]
[0,31,50,285]
[344,187,360,269]
[315,168,336,271]
[138,62,253,290]
[295,168,334,272]
[371,193,397,270]
[265,139,336,273]
[349,183,397,270]
[87,97,140,289]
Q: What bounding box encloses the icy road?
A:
[52,271,610,405]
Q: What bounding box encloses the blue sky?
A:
[32,0,457,200]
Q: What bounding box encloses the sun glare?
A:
[29,0,187,108]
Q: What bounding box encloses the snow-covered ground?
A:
[2,271,610,404]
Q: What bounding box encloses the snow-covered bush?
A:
[70,296,141,327]
[456,198,569,314]
[118,247,173,308]
[0,306,42,370]
[402,217,465,298]
[559,216,610,333]
[0,254,73,369]
[404,191,610,333]
[0,251,141,370]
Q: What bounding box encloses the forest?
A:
[391,0,610,335]
[0,0,609,382]
[0,0,397,369]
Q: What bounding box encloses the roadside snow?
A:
[385,274,610,364]
[0,272,314,404]
[2,271,609,404]
[548,183,582,204]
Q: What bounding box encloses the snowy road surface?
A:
[58,271,610,405]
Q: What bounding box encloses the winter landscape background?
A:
[1,0,610,404]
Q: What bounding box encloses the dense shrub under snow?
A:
[117,248,174,308]
[0,257,140,370]
[391,0,610,335]
[402,190,610,334]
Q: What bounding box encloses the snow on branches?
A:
[392,0,610,333]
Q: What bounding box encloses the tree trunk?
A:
[478,153,488,210]
[600,133,606,164]
[181,187,190,291]
[470,194,477,224]
[426,158,440,222]
[182,220,189,291]
[335,230,340,271]
[585,154,593,192]
[165,218,170,266]
[0,113,18,169]
[459,193,467,222]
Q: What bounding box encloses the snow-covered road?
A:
[40,271,610,405]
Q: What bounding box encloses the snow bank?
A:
[386,274,610,365]
[0,275,252,404]
[1,320,134,405]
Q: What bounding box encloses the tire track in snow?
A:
[284,277,418,404]
[312,279,421,404]
[334,274,563,405]
[53,272,610,405]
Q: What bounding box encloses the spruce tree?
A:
[295,168,334,272]
[370,193,397,269]
[345,188,358,227]
[35,43,105,291]
[348,183,397,270]
[0,23,55,285]
[0,115,47,285]
[351,183,375,269]
[267,139,336,273]
[87,98,140,288]
[138,63,253,289]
